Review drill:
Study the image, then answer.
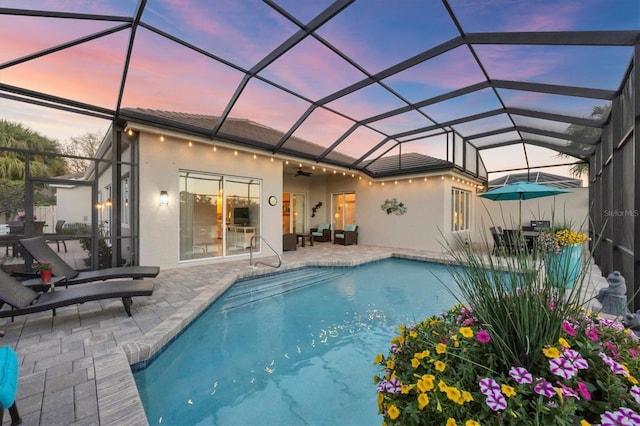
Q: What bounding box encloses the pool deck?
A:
[0,241,611,426]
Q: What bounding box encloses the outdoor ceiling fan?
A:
[294,166,312,177]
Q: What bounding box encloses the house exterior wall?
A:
[56,186,92,225]
[138,133,283,269]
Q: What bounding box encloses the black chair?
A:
[502,230,526,255]
[489,226,505,255]
[333,225,358,246]
[19,236,160,285]
[0,269,154,320]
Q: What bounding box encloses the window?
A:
[452,188,471,231]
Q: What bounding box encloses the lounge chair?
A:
[19,236,160,285]
[334,224,358,245]
[0,269,154,319]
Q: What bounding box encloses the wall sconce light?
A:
[160,191,169,205]
[105,198,112,207]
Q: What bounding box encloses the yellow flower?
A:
[558,337,570,349]
[386,360,395,369]
[434,360,446,372]
[411,358,420,368]
[580,420,591,426]
[417,375,435,392]
[409,330,418,338]
[387,404,400,420]
[415,350,430,359]
[446,418,457,426]
[462,390,473,402]
[397,325,406,334]
[459,327,473,338]
[465,421,480,426]
[627,375,639,385]
[436,343,447,354]
[373,375,380,384]
[543,346,560,358]
[391,335,404,345]
[401,384,413,394]
[445,386,461,402]
[501,384,516,397]
[417,392,430,409]
[438,380,448,391]
[377,392,384,412]
[374,353,384,364]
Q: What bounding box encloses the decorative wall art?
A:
[311,202,323,218]
[381,198,407,216]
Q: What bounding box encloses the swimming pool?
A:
[133,258,459,425]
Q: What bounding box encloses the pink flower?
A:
[578,382,592,401]
[476,330,491,344]
[562,321,576,336]
[585,326,600,341]
[509,367,533,384]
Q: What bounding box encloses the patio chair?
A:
[334,224,358,245]
[0,269,154,320]
[310,224,331,242]
[18,236,160,285]
[489,226,505,255]
[44,220,68,253]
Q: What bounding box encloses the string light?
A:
[188,141,192,147]
[270,157,274,162]
[253,154,257,159]
[424,177,427,182]
[213,146,217,152]
[409,179,412,183]
[234,150,238,156]
[160,135,165,142]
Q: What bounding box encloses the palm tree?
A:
[0,120,68,219]
[559,104,611,177]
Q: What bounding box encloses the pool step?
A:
[221,268,346,311]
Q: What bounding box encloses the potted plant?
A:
[374,231,640,425]
[539,228,589,288]
[33,261,53,283]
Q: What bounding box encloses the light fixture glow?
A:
[188,141,192,147]
[105,198,112,207]
[234,150,238,156]
[253,154,257,159]
[409,179,412,183]
[270,157,274,162]
[160,191,169,205]
[160,135,164,142]
[127,129,133,136]
[213,146,217,152]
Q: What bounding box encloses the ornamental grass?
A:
[374,229,640,425]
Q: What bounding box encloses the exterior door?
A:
[332,192,356,230]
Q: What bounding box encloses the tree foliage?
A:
[560,104,611,177]
[0,120,67,178]
[60,131,102,175]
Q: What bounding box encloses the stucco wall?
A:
[138,133,283,269]
[56,185,92,225]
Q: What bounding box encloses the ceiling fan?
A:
[294,166,312,177]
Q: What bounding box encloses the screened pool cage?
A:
[0,1,638,307]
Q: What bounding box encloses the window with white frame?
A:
[452,187,471,231]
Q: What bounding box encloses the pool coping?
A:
[95,249,606,425]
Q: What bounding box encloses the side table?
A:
[21,276,67,292]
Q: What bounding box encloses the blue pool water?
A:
[134,258,459,425]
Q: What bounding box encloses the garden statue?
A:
[596,271,627,316]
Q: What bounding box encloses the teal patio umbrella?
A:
[478,182,571,227]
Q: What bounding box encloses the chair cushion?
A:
[345,224,357,232]
[311,232,322,237]
[335,233,345,239]
[317,223,329,232]
[0,346,19,409]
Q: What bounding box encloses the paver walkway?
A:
[0,242,609,426]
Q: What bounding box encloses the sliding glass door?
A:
[332,192,356,231]
[179,171,261,261]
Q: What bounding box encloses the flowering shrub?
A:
[375,304,640,425]
[540,228,589,254]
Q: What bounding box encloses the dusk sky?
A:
[1,0,638,182]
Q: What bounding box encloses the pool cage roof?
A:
[1,0,639,180]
